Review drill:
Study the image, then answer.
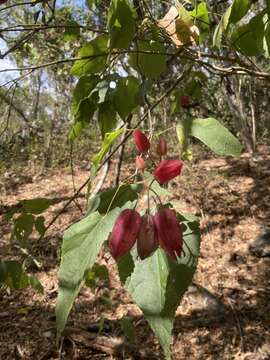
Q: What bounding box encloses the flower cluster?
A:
[109,208,183,261]
[133,129,183,184]
[108,129,184,262]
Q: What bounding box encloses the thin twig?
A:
[0,30,37,59]
[0,70,34,88]
[184,49,270,81]
[0,49,175,73]
[90,160,110,199]
[0,0,42,12]
[70,142,83,214]
[115,118,132,186]
[0,24,107,33]
[1,0,57,59]
[0,84,17,137]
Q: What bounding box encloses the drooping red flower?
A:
[0,0,8,4]
[109,209,142,260]
[137,214,158,260]
[154,159,183,184]
[180,95,191,108]
[135,155,146,171]
[133,129,150,153]
[156,138,167,157]
[153,208,183,260]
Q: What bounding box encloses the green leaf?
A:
[29,275,44,294]
[145,172,171,197]
[114,76,140,119]
[231,12,266,56]
[92,263,109,280]
[0,261,29,290]
[71,35,109,77]
[125,213,201,358]
[149,214,200,358]
[146,316,172,358]
[92,128,124,169]
[108,0,135,49]
[56,205,133,336]
[117,252,134,284]
[146,253,199,358]
[213,0,251,48]
[176,121,190,156]
[230,0,251,24]
[176,123,185,148]
[129,40,167,78]
[85,263,109,288]
[178,4,193,25]
[150,179,171,197]
[190,118,242,157]
[72,75,99,115]
[35,216,46,236]
[21,198,50,214]
[4,206,21,220]
[190,2,209,37]
[74,97,97,123]
[264,20,270,57]
[98,101,117,138]
[190,2,208,26]
[127,249,170,315]
[64,20,80,41]
[0,262,42,294]
[87,183,141,215]
[12,213,35,243]
[69,121,85,141]
[213,5,232,48]
[94,75,121,104]
[69,97,97,141]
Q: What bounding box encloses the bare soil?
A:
[0,145,270,360]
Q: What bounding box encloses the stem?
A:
[147,179,155,212]
[149,187,163,206]
[148,152,157,167]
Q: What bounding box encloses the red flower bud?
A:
[156,138,167,156]
[109,209,142,260]
[135,156,146,171]
[137,214,158,260]
[153,208,183,260]
[133,129,150,153]
[154,159,183,184]
[180,95,191,108]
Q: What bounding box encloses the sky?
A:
[0,40,19,86]
[0,0,87,86]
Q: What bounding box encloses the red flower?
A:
[135,155,146,171]
[133,129,150,153]
[180,95,191,108]
[153,208,183,260]
[137,214,158,260]
[154,159,183,184]
[109,209,142,260]
[156,138,167,156]
[0,0,8,4]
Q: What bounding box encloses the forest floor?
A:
[0,145,270,360]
